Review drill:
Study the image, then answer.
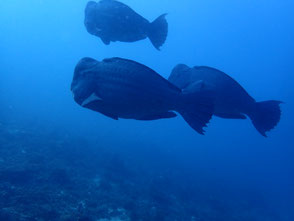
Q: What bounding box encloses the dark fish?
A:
[71,57,214,134]
[84,0,168,50]
[168,64,282,137]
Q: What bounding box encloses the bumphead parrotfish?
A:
[71,57,214,134]
[84,0,168,50]
[168,64,282,137]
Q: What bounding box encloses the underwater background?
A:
[1,0,293,220]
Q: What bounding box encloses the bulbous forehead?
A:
[85,1,99,11]
[173,64,190,73]
[73,58,99,80]
[87,1,97,7]
[85,1,100,18]
[169,64,190,79]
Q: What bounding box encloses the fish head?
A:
[168,64,192,89]
[84,1,106,36]
[71,57,98,106]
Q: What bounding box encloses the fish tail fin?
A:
[148,13,168,50]
[177,84,214,135]
[248,100,282,137]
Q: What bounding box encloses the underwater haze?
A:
[1,0,294,220]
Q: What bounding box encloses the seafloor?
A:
[0,121,284,221]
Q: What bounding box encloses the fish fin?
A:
[248,100,282,137]
[83,100,119,120]
[215,113,247,119]
[100,112,119,120]
[182,80,205,92]
[101,36,110,45]
[100,0,114,2]
[138,112,177,120]
[81,93,103,107]
[148,13,168,50]
[178,89,214,135]
[98,111,119,120]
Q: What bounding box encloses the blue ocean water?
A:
[0,0,293,220]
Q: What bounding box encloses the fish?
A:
[84,0,168,50]
[168,64,282,137]
[71,57,214,135]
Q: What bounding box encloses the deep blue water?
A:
[0,0,293,220]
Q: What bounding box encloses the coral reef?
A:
[0,122,282,221]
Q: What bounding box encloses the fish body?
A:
[71,58,214,134]
[169,65,255,117]
[169,64,282,136]
[84,0,168,50]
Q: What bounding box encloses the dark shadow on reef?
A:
[0,121,285,221]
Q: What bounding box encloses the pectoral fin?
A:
[81,93,103,107]
[182,80,214,93]
[182,80,205,93]
[138,112,177,120]
[101,36,110,45]
[83,100,119,120]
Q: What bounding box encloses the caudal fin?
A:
[148,14,168,50]
[249,100,282,137]
[178,86,214,135]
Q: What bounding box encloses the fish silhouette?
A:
[169,64,282,136]
[84,0,168,50]
[71,57,214,134]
